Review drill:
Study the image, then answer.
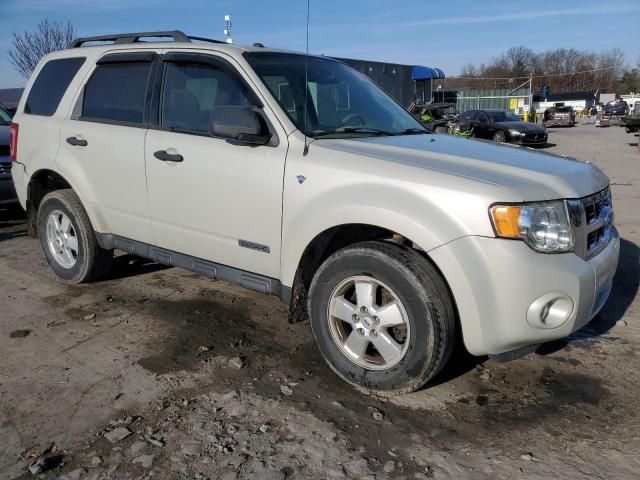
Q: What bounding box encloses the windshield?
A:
[0,106,11,125]
[490,111,521,122]
[245,53,427,138]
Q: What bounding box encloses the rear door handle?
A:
[154,150,183,162]
[66,136,87,147]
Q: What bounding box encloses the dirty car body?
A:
[10,31,619,394]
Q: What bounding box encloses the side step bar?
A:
[96,233,291,304]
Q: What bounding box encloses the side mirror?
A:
[209,106,271,146]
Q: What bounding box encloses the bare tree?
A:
[595,48,625,91]
[503,46,535,78]
[456,45,627,94]
[459,63,479,77]
[8,19,76,78]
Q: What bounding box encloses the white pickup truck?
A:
[9,31,619,394]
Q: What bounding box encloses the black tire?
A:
[37,189,113,283]
[308,241,456,395]
[492,130,506,143]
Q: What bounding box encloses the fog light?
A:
[526,292,574,329]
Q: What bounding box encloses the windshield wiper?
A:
[335,127,394,136]
[312,127,393,138]
[400,128,430,135]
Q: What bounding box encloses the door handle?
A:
[154,150,183,162]
[66,136,87,147]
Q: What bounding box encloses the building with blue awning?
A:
[334,57,445,108]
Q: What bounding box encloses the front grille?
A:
[524,133,546,142]
[567,187,613,260]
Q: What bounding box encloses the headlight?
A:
[507,128,523,136]
[490,201,574,253]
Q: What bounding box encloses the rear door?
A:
[144,51,288,278]
[57,51,158,243]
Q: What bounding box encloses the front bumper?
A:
[0,179,17,204]
[512,133,548,145]
[429,227,620,356]
[544,120,572,127]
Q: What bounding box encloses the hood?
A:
[494,121,546,133]
[317,134,608,201]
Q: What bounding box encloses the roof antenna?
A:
[303,0,310,156]
[224,14,233,44]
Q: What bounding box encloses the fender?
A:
[28,167,110,234]
[280,182,477,287]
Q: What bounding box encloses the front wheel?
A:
[37,189,113,283]
[308,241,456,395]
[492,130,506,143]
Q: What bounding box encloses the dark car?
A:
[604,101,629,117]
[0,105,17,204]
[543,106,575,127]
[459,109,548,145]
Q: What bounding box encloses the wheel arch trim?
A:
[27,168,108,233]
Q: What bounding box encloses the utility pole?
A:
[529,74,533,122]
[224,15,232,44]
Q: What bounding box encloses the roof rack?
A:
[69,30,226,48]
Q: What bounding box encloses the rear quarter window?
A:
[25,57,86,116]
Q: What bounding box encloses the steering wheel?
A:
[341,113,366,126]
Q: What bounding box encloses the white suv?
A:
[10,31,619,394]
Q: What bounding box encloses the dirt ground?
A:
[1,123,638,480]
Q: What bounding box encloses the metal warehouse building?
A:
[334,57,445,108]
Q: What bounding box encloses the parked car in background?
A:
[543,106,575,127]
[604,100,629,117]
[0,105,17,204]
[459,109,548,145]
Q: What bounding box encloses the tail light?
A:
[9,123,18,162]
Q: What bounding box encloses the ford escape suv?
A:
[10,31,619,394]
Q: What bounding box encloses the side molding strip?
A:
[97,233,291,303]
[238,239,270,253]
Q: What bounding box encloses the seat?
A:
[164,89,204,131]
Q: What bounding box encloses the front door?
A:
[144,52,288,278]
[472,111,493,139]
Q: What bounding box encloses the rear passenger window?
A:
[25,57,85,116]
[82,62,153,124]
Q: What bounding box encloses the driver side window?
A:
[476,112,489,123]
[161,61,252,134]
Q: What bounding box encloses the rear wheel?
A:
[37,189,113,283]
[308,241,456,395]
[492,130,506,143]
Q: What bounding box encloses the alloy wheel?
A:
[327,275,410,370]
[46,210,79,268]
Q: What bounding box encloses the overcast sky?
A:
[1,0,639,88]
